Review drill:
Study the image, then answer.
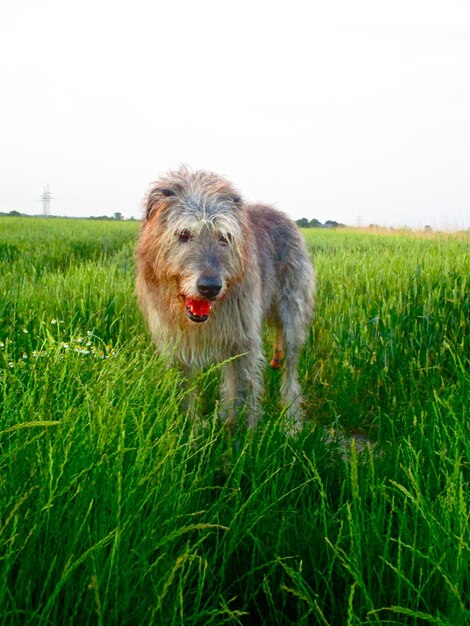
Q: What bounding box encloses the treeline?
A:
[295,218,346,228]
[3,210,346,228]
[0,211,137,221]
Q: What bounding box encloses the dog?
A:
[136,167,315,431]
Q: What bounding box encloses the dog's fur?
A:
[136,167,315,430]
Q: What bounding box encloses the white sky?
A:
[1,0,469,229]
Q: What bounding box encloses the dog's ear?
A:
[221,193,242,207]
[145,187,176,220]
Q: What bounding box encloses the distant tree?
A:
[8,210,21,217]
[114,212,123,221]
[309,218,322,228]
[425,225,432,232]
[325,220,346,228]
[296,218,309,228]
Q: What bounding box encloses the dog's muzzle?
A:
[179,276,222,323]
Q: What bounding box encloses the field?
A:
[0,217,468,625]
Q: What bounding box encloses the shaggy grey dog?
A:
[136,167,315,431]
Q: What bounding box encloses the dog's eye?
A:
[158,188,176,197]
[178,229,191,243]
[219,233,232,246]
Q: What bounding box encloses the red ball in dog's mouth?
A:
[184,297,212,323]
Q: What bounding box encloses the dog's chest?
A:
[150,298,257,369]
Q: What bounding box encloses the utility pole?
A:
[41,183,53,216]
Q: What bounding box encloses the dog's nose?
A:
[197,276,222,299]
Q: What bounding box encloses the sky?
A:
[1,0,469,229]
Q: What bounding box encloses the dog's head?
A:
[138,167,248,323]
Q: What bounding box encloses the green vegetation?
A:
[1,218,468,625]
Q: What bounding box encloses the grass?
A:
[0,217,468,625]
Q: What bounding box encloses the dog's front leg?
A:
[180,364,194,412]
[221,350,263,428]
[220,361,237,427]
[180,365,206,435]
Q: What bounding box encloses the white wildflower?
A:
[81,348,91,355]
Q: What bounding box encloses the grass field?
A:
[0,217,468,625]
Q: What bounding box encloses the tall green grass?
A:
[0,218,468,625]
